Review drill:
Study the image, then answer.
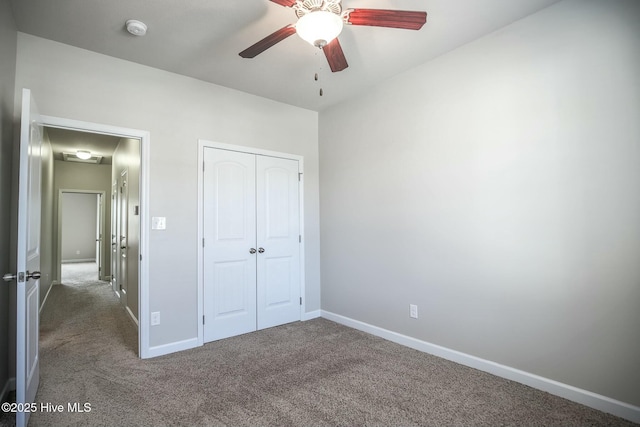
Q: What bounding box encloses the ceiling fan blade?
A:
[269,0,297,6]
[239,25,297,58]
[345,9,427,30]
[323,38,348,73]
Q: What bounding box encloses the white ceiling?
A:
[11,0,561,111]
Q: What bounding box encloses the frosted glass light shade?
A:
[76,150,91,160]
[296,11,343,48]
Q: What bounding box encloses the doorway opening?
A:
[58,191,105,284]
[39,115,150,357]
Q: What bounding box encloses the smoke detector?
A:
[126,20,147,36]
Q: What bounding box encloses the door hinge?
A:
[203,162,205,172]
[140,254,142,261]
[202,238,205,247]
[203,315,205,325]
[298,172,302,181]
[299,235,302,243]
[299,297,302,306]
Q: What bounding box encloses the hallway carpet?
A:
[18,275,636,426]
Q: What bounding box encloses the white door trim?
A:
[40,115,151,359]
[197,139,306,347]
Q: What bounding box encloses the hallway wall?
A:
[112,137,140,320]
[61,192,98,262]
[39,129,54,305]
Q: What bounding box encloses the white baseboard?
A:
[1,377,15,402]
[125,306,138,327]
[321,310,640,424]
[302,309,321,321]
[61,259,96,263]
[39,281,56,314]
[146,337,199,359]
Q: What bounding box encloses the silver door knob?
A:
[26,271,41,280]
[3,273,16,282]
[258,247,265,253]
[249,248,257,254]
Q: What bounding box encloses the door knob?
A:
[249,248,257,254]
[258,247,265,253]
[2,273,16,282]
[26,271,41,280]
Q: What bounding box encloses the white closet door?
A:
[203,148,257,342]
[256,155,301,329]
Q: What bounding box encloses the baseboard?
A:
[61,259,96,263]
[1,377,15,402]
[39,281,56,314]
[302,309,321,321]
[125,306,139,327]
[146,337,199,359]
[321,310,640,424]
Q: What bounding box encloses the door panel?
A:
[118,170,128,308]
[203,148,257,342]
[16,88,41,427]
[111,182,118,293]
[256,156,300,329]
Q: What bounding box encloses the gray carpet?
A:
[4,264,636,426]
[61,261,100,283]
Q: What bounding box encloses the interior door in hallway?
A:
[203,149,257,341]
[118,170,129,308]
[111,180,118,295]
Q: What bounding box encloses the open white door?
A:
[8,88,42,427]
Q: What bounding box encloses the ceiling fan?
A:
[239,0,427,72]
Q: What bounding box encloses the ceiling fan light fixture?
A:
[296,11,343,48]
[76,150,92,160]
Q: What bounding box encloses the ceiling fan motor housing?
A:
[295,0,342,18]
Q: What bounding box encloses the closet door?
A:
[256,155,301,329]
[203,148,257,342]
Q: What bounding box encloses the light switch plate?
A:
[152,217,166,230]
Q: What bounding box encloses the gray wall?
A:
[39,129,54,304]
[54,161,111,281]
[61,192,98,262]
[320,0,640,408]
[112,137,140,320]
[15,34,321,349]
[0,0,16,401]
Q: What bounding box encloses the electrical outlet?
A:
[151,311,161,326]
[76,250,80,255]
[410,304,418,319]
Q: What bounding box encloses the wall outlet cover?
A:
[151,311,161,326]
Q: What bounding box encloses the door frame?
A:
[56,190,106,280]
[40,114,151,358]
[196,140,306,346]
